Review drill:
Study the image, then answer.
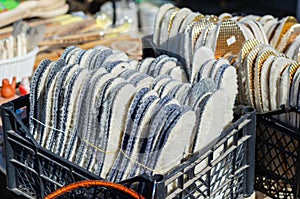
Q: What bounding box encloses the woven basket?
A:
[0,47,38,86]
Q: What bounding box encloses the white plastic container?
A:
[0,47,38,86]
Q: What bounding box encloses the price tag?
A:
[227,35,236,46]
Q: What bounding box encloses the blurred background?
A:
[68,0,299,20]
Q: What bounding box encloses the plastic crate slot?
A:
[193,158,209,176]
[255,109,300,198]
[15,168,39,197]
[211,146,237,167]
[237,118,252,131]
[10,158,37,174]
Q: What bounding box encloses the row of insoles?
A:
[237,39,300,128]
[29,45,236,182]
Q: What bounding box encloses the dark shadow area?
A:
[176,0,297,18]
[0,172,26,199]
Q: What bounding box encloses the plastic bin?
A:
[255,108,300,198]
[0,47,38,87]
[1,94,255,198]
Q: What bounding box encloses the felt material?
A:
[178,12,202,33]
[42,59,66,147]
[285,34,300,59]
[103,60,124,73]
[75,70,113,166]
[270,16,297,49]
[34,61,57,144]
[107,88,156,181]
[119,69,139,81]
[69,48,85,65]
[269,57,292,111]
[154,57,177,77]
[154,106,195,175]
[138,57,155,73]
[209,58,230,79]
[166,83,182,99]
[190,92,211,153]
[194,58,214,83]
[260,55,276,112]
[204,24,218,52]
[64,71,96,161]
[56,68,88,155]
[181,29,192,74]
[85,76,122,169]
[152,75,173,93]
[194,23,215,53]
[178,13,204,69]
[189,78,216,107]
[237,22,255,41]
[168,65,187,82]
[127,97,161,177]
[194,90,226,153]
[190,20,212,56]
[158,59,177,77]
[97,82,136,177]
[167,8,192,52]
[239,19,267,44]
[277,24,300,53]
[46,64,80,152]
[159,8,177,49]
[277,65,292,123]
[253,47,278,112]
[160,79,182,97]
[79,49,94,68]
[144,103,180,173]
[290,68,300,107]
[157,79,174,97]
[29,59,51,140]
[147,55,169,76]
[243,44,264,107]
[121,96,160,180]
[93,49,114,69]
[170,11,196,55]
[129,98,178,176]
[85,49,103,70]
[191,46,215,84]
[218,13,232,20]
[94,45,111,51]
[259,15,275,25]
[64,47,81,64]
[103,51,128,64]
[199,58,216,81]
[277,64,293,109]
[130,74,154,89]
[176,83,192,105]
[128,60,139,70]
[110,61,130,76]
[127,72,145,83]
[85,74,120,172]
[87,81,128,173]
[74,49,87,65]
[153,3,175,46]
[214,65,237,126]
[236,39,261,104]
[263,19,279,40]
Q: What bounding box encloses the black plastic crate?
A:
[1,94,255,198]
[255,108,300,198]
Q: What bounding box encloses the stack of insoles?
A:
[236,39,300,128]
[29,45,237,182]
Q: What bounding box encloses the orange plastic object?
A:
[44,180,145,199]
[1,77,16,98]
